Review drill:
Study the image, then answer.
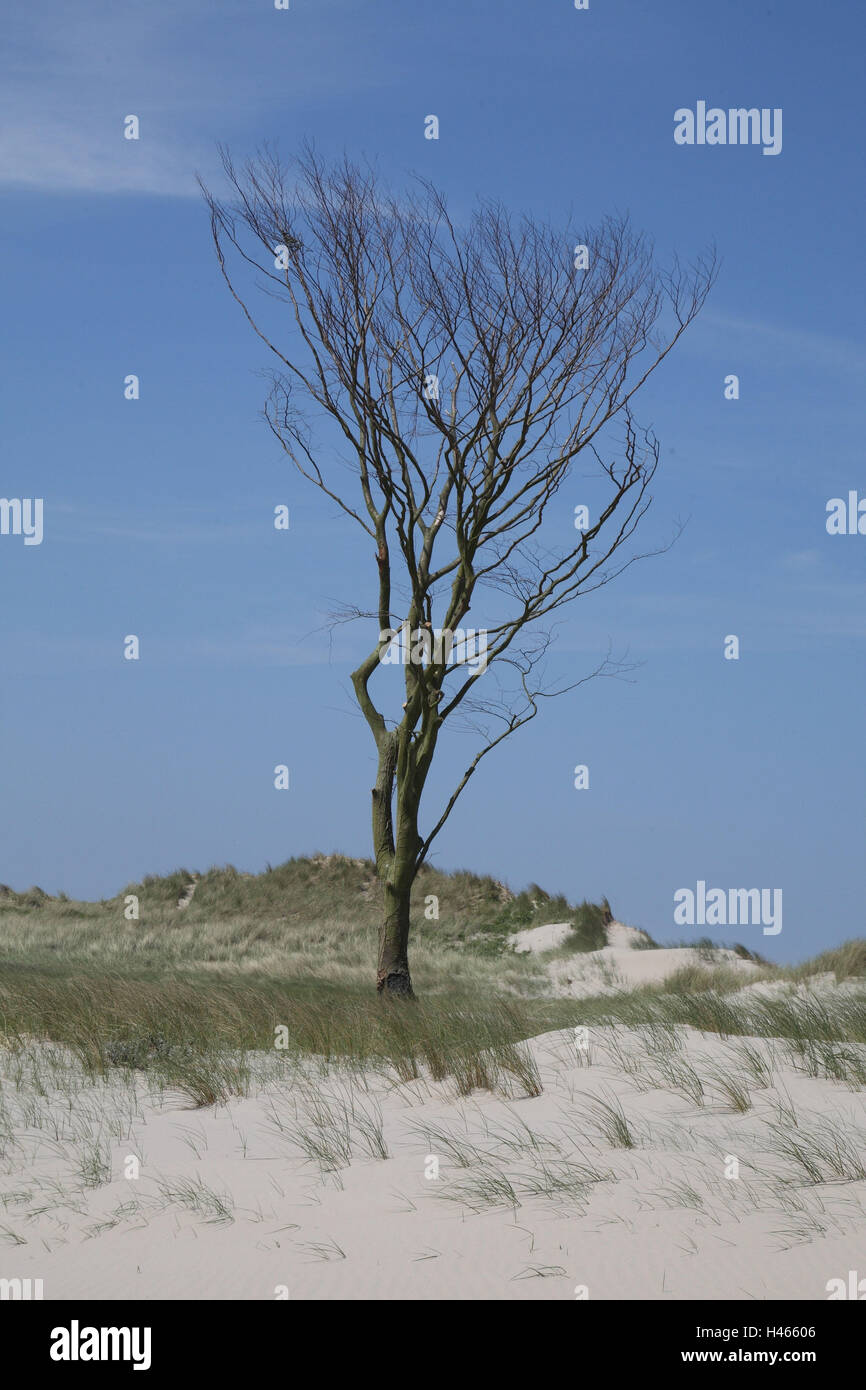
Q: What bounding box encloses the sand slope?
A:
[2,1012,865,1300]
[508,918,762,998]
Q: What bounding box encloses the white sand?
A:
[508,918,762,999]
[509,920,576,954]
[2,1000,865,1300]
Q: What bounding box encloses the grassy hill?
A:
[0,854,612,984]
[1,855,864,1107]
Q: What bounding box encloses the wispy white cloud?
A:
[0,0,389,195]
[0,122,204,197]
[697,309,866,375]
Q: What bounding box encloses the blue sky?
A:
[1,0,863,962]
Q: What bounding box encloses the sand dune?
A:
[2,914,863,1301]
[508,918,762,998]
[2,1002,864,1300]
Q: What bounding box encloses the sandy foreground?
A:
[2,931,864,1301]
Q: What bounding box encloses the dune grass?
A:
[1,858,865,1108]
[4,958,864,1110]
[0,856,583,978]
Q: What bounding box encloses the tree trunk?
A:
[377,879,414,997]
[369,722,428,995]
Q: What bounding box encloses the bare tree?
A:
[201,147,716,997]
